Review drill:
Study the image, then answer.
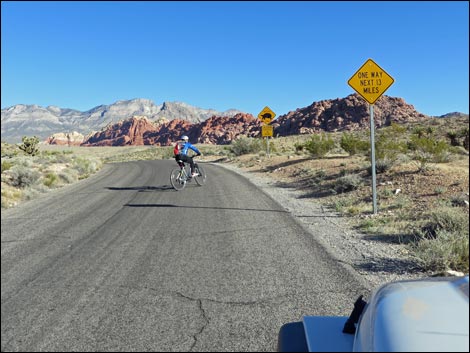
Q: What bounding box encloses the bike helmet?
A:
[181,135,189,141]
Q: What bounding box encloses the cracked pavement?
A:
[2,160,367,351]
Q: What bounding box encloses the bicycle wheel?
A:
[194,164,207,186]
[170,168,187,190]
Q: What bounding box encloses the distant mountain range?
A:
[0,99,242,143]
[1,96,468,144]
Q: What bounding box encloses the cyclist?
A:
[174,135,201,177]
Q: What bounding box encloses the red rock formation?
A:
[272,94,430,136]
[79,95,432,146]
[144,119,194,146]
[193,113,261,144]
[81,113,261,146]
[81,116,157,146]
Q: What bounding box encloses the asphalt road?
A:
[1,160,367,352]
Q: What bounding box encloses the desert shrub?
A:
[450,194,469,207]
[333,197,355,212]
[303,133,335,157]
[72,157,101,178]
[388,122,408,135]
[41,149,73,156]
[374,133,408,162]
[361,126,409,174]
[309,169,327,185]
[434,186,447,195]
[43,172,59,188]
[316,168,327,178]
[376,158,395,173]
[340,133,370,156]
[408,135,451,171]
[420,206,469,239]
[1,160,13,173]
[158,146,175,159]
[366,157,395,175]
[7,165,41,188]
[229,137,263,156]
[10,156,34,168]
[1,187,23,209]
[58,171,78,184]
[334,174,363,193]
[198,146,218,156]
[461,127,469,150]
[411,230,469,273]
[411,126,428,138]
[294,142,304,152]
[18,136,40,156]
[49,152,73,164]
[447,131,460,146]
[22,186,47,201]
[1,142,19,158]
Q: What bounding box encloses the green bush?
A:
[72,157,101,178]
[43,172,59,188]
[303,133,335,157]
[1,160,13,173]
[408,135,451,171]
[388,122,408,135]
[374,133,408,162]
[340,133,370,156]
[411,126,427,138]
[229,137,263,156]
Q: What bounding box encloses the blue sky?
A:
[1,1,469,117]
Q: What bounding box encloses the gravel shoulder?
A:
[215,161,427,292]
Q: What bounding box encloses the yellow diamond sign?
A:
[348,58,394,104]
[258,106,276,124]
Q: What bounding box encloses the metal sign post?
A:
[348,58,394,214]
[258,107,276,158]
[267,137,270,157]
[369,104,377,214]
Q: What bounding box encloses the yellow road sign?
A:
[258,106,276,124]
[261,125,273,137]
[348,58,394,105]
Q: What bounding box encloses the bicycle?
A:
[170,156,207,191]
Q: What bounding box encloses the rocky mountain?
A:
[272,93,430,136]
[436,112,469,119]
[45,131,86,146]
[0,99,242,143]
[5,94,467,146]
[81,114,261,146]
[0,104,82,144]
[72,94,443,147]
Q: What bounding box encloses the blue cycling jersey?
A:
[179,142,200,156]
